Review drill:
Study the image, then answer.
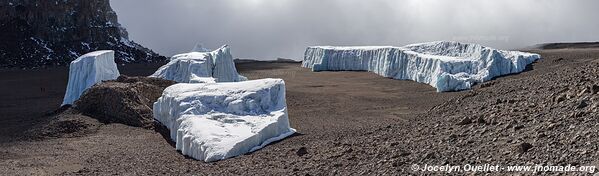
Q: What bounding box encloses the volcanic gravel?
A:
[1,49,598,175]
[75,76,175,128]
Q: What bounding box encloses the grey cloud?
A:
[111,0,599,60]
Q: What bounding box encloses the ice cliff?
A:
[153,79,296,162]
[62,50,120,106]
[150,45,246,83]
[302,41,541,92]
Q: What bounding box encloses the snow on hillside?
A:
[150,45,246,83]
[153,79,296,162]
[0,0,166,68]
[302,41,541,92]
[62,50,120,105]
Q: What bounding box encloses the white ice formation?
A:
[302,41,541,92]
[150,45,246,83]
[153,78,296,162]
[62,50,120,105]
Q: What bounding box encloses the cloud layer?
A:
[111,0,599,60]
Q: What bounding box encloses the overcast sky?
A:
[111,0,599,60]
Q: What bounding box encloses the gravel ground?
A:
[385,49,599,175]
[1,49,598,175]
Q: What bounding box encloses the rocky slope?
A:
[0,0,166,68]
[75,76,176,129]
[390,49,599,174]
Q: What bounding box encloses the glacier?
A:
[302,41,541,92]
[150,45,247,83]
[62,50,120,106]
[153,78,296,162]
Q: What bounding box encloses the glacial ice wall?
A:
[153,79,296,162]
[150,45,246,83]
[302,41,541,92]
[62,50,120,105]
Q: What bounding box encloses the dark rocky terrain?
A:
[533,42,599,50]
[0,0,167,68]
[387,49,599,174]
[234,58,302,64]
[75,76,176,129]
[28,75,175,140]
[0,49,598,175]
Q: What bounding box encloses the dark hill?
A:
[534,42,599,50]
[0,0,167,68]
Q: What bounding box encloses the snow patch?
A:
[303,41,541,92]
[81,42,90,50]
[30,37,53,53]
[62,50,120,106]
[153,78,296,162]
[68,50,78,57]
[150,45,247,83]
[120,37,133,47]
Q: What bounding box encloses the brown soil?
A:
[75,76,175,128]
[1,50,598,175]
[27,108,101,139]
